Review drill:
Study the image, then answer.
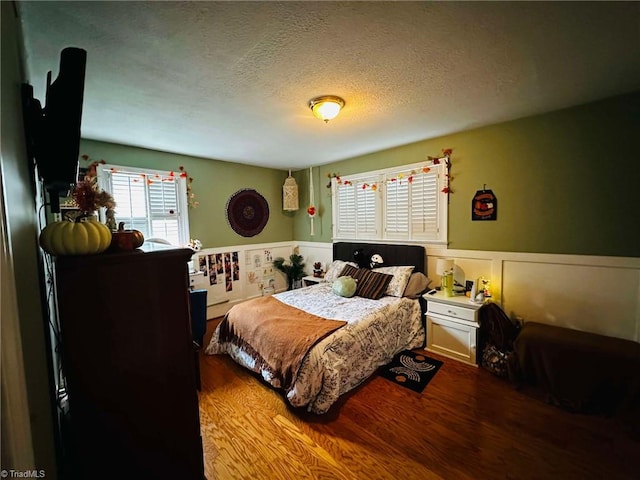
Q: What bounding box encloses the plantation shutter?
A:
[331,160,448,244]
[410,169,439,240]
[148,176,180,244]
[384,173,410,239]
[333,176,379,239]
[334,181,356,238]
[109,171,149,234]
[355,177,378,237]
[100,166,188,246]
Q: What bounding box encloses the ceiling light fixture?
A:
[309,95,345,123]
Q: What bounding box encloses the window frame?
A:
[331,160,448,245]
[96,164,190,246]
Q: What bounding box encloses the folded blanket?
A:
[218,295,346,390]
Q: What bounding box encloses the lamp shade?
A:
[435,258,454,275]
[283,171,299,211]
[309,95,345,123]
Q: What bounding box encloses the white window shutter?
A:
[334,181,356,238]
[98,165,189,246]
[147,177,181,245]
[330,160,448,245]
[355,178,378,238]
[384,175,410,239]
[410,169,439,240]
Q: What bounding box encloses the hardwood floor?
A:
[198,319,639,480]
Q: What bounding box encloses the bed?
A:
[205,242,428,413]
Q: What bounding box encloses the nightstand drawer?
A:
[426,315,478,365]
[428,300,477,322]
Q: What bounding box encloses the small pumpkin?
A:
[110,222,145,251]
[39,216,112,256]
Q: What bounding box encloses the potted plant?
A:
[273,254,306,290]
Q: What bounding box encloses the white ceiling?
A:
[17,1,640,171]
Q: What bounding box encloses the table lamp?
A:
[436,258,455,297]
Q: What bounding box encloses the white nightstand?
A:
[423,291,484,366]
[302,275,324,287]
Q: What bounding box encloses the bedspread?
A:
[206,283,424,413]
[217,295,346,390]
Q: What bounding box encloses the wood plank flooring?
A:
[197,319,639,480]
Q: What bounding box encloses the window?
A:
[332,161,447,244]
[334,174,380,238]
[97,164,190,246]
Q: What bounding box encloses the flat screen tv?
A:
[22,47,87,213]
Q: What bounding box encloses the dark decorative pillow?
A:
[339,264,360,278]
[324,260,357,283]
[352,269,393,300]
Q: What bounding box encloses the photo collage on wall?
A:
[198,251,241,291]
[245,249,275,294]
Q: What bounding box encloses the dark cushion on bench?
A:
[514,322,640,417]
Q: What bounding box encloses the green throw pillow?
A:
[332,276,357,298]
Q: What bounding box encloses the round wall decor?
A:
[225,188,269,237]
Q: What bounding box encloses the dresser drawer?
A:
[427,300,478,323]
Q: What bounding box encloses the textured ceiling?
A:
[17,1,640,170]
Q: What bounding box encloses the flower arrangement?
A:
[74,155,116,227]
[187,238,202,251]
[77,154,117,231]
[72,180,116,214]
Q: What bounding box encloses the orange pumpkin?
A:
[110,222,145,251]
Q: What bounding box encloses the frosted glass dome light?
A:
[309,95,345,123]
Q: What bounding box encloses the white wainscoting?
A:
[296,241,334,274]
[190,241,297,319]
[209,241,640,343]
[426,247,640,342]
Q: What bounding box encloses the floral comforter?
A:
[205,283,424,414]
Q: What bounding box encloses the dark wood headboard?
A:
[332,242,426,274]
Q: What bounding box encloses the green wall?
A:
[79,139,294,248]
[1,1,57,473]
[82,91,639,258]
[295,92,640,257]
[291,165,333,241]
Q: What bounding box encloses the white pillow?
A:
[324,260,358,284]
[372,265,415,297]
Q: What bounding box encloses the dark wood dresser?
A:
[55,245,205,479]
